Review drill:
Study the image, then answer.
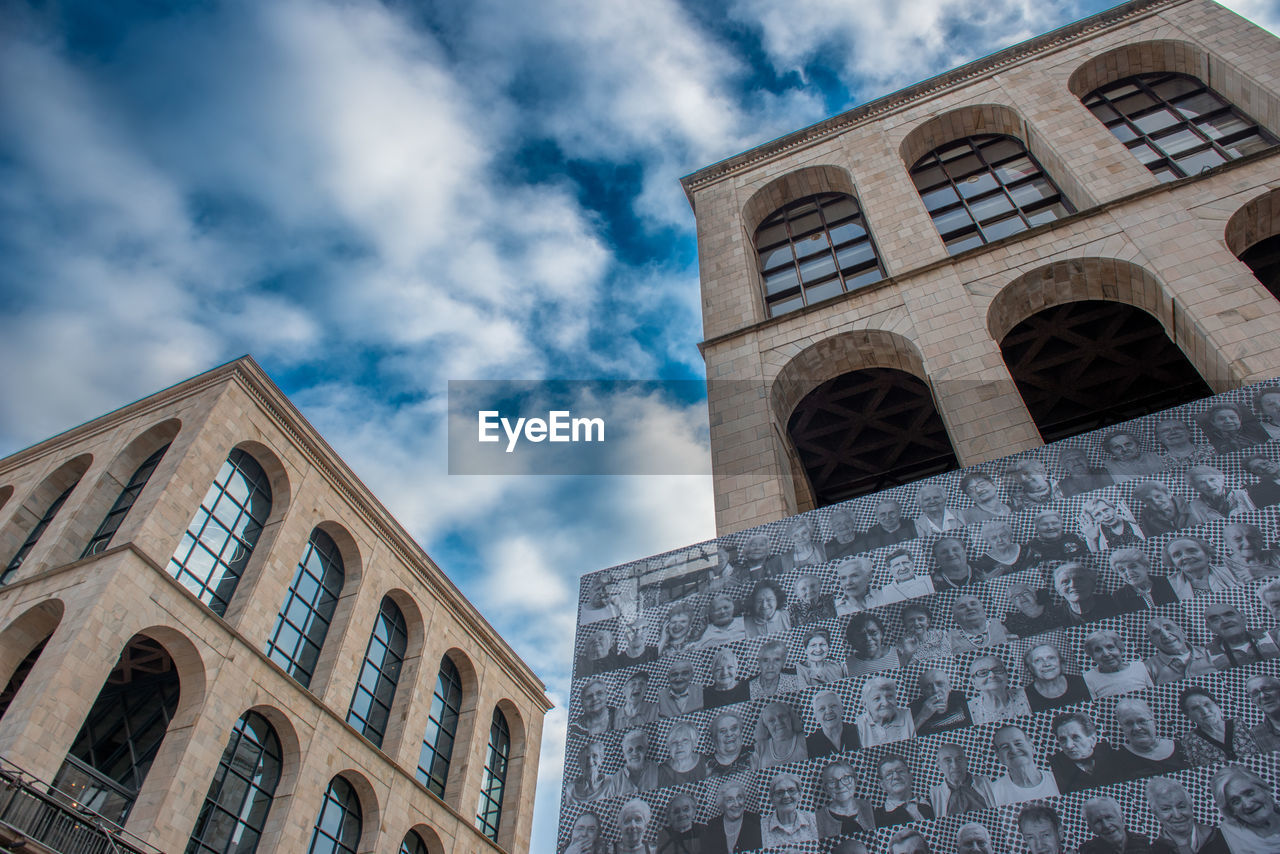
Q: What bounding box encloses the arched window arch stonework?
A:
[1226,187,1280,301]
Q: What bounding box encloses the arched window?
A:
[1,479,81,585]
[82,444,170,559]
[53,635,181,824]
[1083,72,1276,182]
[168,449,272,616]
[0,637,48,719]
[265,529,345,688]
[400,832,430,854]
[416,656,463,797]
[754,193,885,316]
[474,707,510,842]
[346,597,407,748]
[1239,235,1280,298]
[909,134,1073,255]
[186,711,282,854]
[307,777,361,854]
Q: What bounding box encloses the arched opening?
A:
[405,826,444,854]
[52,634,183,824]
[185,710,283,854]
[80,419,180,559]
[1226,188,1280,301]
[307,775,365,854]
[474,706,512,843]
[346,596,409,749]
[265,527,347,690]
[0,454,92,585]
[998,299,1212,442]
[0,600,64,721]
[787,367,960,506]
[416,654,463,798]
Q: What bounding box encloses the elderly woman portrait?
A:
[1199,401,1270,453]
[1223,522,1280,582]
[614,798,654,854]
[1101,428,1169,480]
[825,506,862,561]
[615,670,659,729]
[967,653,1031,724]
[988,725,1059,805]
[658,721,708,787]
[1163,535,1241,600]
[1082,628,1153,697]
[1081,796,1152,854]
[1053,562,1118,625]
[1155,417,1215,463]
[833,556,875,615]
[856,675,914,745]
[657,601,698,656]
[703,647,749,708]
[1211,765,1280,853]
[806,689,859,756]
[743,579,791,638]
[1248,675,1280,753]
[1025,509,1091,568]
[1187,464,1256,519]
[789,572,837,627]
[761,771,819,848]
[797,626,847,687]
[752,700,808,769]
[1143,616,1214,685]
[581,574,637,623]
[1146,777,1227,854]
[700,778,760,854]
[1024,641,1090,711]
[1110,547,1178,611]
[1244,453,1280,508]
[1006,457,1063,510]
[1049,710,1125,794]
[749,638,800,699]
[1257,388,1280,440]
[1115,697,1190,777]
[845,611,898,676]
[1134,480,1215,537]
[780,516,826,571]
[815,759,875,838]
[657,793,700,854]
[704,710,751,777]
[961,470,1012,521]
[562,810,610,854]
[604,728,661,798]
[1003,581,1069,638]
[1080,495,1145,552]
[1176,684,1259,766]
[873,755,933,826]
[896,601,951,664]
[1058,445,1113,497]
[1262,581,1280,647]
[565,740,610,804]
[1017,804,1072,854]
[948,593,1010,651]
[931,535,978,591]
[577,628,618,677]
[914,482,965,537]
[696,593,746,649]
[974,519,1029,579]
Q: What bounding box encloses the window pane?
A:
[932,206,975,236]
[827,220,867,244]
[835,242,875,271]
[1173,91,1224,119]
[820,196,858,221]
[1198,112,1251,139]
[911,164,946,190]
[943,152,983,180]
[763,267,799,296]
[1113,90,1157,115]
[804,278,844,303]
[993,156,1037,184]
[1132,108,1180,135]
[758,245,793,271]
[798,253,836,283]
[768,294,805,315]
[1172,147,1226,175]
[1223,134,1273,157]
[1152,75,1200,101]
[920,185,960,212]
[1025,203,1070,226]
[1109,122,1139,143]
[793,230,831,258]
[788,211,822,236]
[968,191,1015,223]
[980,215,1028,242]
[1007,178,1058,208]
[945,230,984,255]
[956,171,999,198]
[1152,127,1204,155]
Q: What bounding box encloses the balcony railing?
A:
[0,756,162,854]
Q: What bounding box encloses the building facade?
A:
[681,0,1280,535]
[0,357,549,854]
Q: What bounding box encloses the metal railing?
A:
[0,757,162,854]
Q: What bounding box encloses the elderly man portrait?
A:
[888,828,934,854]
[699,778,761,854]
[1004,582,1069,639]
[657,792,702,854]
[1100,429,1168,481]
[957,823,1001,854]
[1187,464,1256,519]
[577,628,617,676]
[1243,452,1280,508]
[1261,580,1280,647]
[748,638,800,699]
[815,759,875,838]
[1204,601,1280,669]
[834,556,875,615]
[855,675,914,745]
[975,519,1030,579]
[658,721,708,787]
[931,535,979,591]
[1049,710,1125,793]
[695,594,746,649]
[910,666,972,735]
[1018,804,1074,854]
[928,743,990,818]
[659,657,705,716]
[825,507,863,562]
[806,689,860,757]
[845,612,898,676]
[896,601,951,664]
[968,653,1031,724]
[873,754,934,826]
[961,470,1012,521]
[915,482,966,537]
[1133,480,1214,537]
[1082,628,1154,697]
[1164,536,1241,600]
[603,728,660,797]
[1080,795,1154,854]
[1246,674,1280,752]
[614,798,655,854]
[876,547,935,603]
[1115,697,1190,778]
[1024,641,1091,711]
[761,771,818,848]
[704,710,752,776]
[948,593,1010,651]
[862,498,915,550]
[1143,616,1214,686]
[1007,458,1064,510]
[1058,445,1113,497]
[1257,388,1280,440]
[616,670,660,728]
[1053,561,1119,625]
[1110,548,1178,611]
[1222,521,1280,582]
[703,648,749,709]
[1210,765,1280,854]
[1175,685,1259,766]
[987,725,1059,805]
[1026,510,1091,570]
[1146,777,1228,854]
[571,677,618,736]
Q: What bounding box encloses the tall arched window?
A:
[82,444,170,559]
[754,193,885,316]
[0,637,48,720]
[909,134,1073,255]
[307,777,361,854]
[346,597,407,748]
[400,832,430,854]
[1,479,81,585]
[186,711,282,854]
[168,449,272,616]
[417,656,463,797]
[1083,73,1276,182]
[474,707,510,842]
[265,529,345,688]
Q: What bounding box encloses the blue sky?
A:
[2,0,1278,849]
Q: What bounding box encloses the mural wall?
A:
[560,380,1280,854]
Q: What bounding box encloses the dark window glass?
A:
[400,832,430,854]
[474,708,510,842]
[82,444,170,559]
[265,529,345,688]
[1084,72,1277,181]
[346,597,407,748]
[0,638,48,720]
[167,449,272,616]
[307,777,361,854]
[417,656,463,797]
[909,134,1074,255]
[185,712,282,854]
[754,193,886,317]
[1,480,80,585]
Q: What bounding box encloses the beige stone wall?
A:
[0,360,548,854]
[687,0,1280,534]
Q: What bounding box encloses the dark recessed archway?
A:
[999,299,1212,443]
[787,367,960,506]
[1239,235,1280,300]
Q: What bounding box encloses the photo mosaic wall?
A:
[559,379,1280,854]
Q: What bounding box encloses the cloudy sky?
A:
[2,0,1278,849]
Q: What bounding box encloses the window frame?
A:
[346,597,408,748]
[307,777,362,854]
[185,711,283,854]
[474,707,510,842]
[416,655,464,797]
[265,528,345,688]
[82,444,170,559]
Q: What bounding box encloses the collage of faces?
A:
[560,381,1280,854]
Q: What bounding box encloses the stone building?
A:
[680,0,1280,534]
[0,356,549,854]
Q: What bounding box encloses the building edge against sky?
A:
[0,355,550,854]
[680,0,1280,535]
